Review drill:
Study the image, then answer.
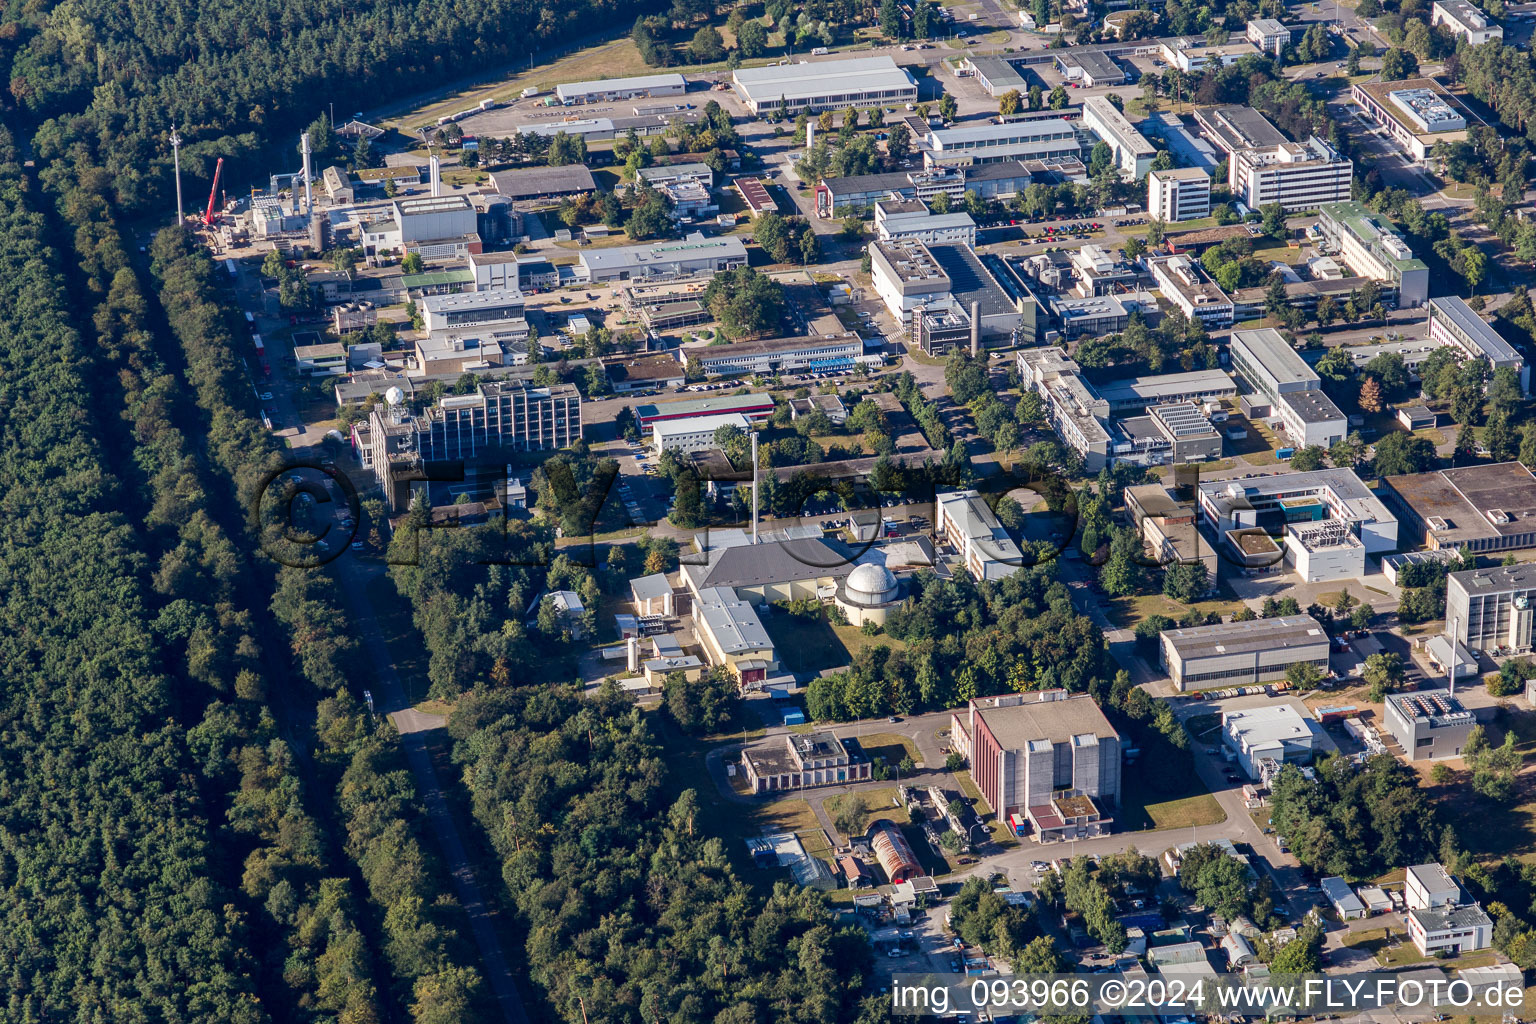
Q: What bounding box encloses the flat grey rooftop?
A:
[1162,615,1327,660]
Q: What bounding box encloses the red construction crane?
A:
[203,157,224,225]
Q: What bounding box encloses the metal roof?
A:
[1161,615,1327,661]
[732,56,916,104]
[1429,294,1522,364]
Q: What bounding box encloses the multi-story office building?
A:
[1446,561,1536,653]
[651,412,753,453]
[936,489,1026,581]
[1194,105,1288,155]
[1229,137,1353,213]
[925,117,1083,167]
[1229,326,1317,404]
[1285,519,1367,582]
[731,56,918,115]
[1427,295,1528,393]
[1147,166,1212,222]
[873,199,978,246]
[814,161,1038,217]
[1431,0,1502,44]
[948,692,1122,838]
[1083,96,1157,179]
[1316,201,1429,307]
[1197,468,1399,552]
[1160,616,1329,691]
[1017,347,1111,470]
[1147,254,1234,327]
[362,381,581,509]
[1247,17,1290,54]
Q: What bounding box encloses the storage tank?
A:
[870,822,921,883]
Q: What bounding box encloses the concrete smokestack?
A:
[805,122,815,159]
[429,153,442,198]
[751,430,760,545]
[970,300,980,357]
[300,132,313,217]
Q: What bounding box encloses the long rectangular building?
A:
[1017,347,1111,471]
[1160,615,1329,691]
[731,56,917,115]
[577,233,747,282]
[937,489,1025,581]
[925,116,1082,168]
[1095,368,1237,415]
[690,333,867,377]
[1229,137,1353,214]
[1427,295,1528,393]
[556,73,687,105]
[1383,461,1536,553]
[1083,96,1156,179]
[1194,105,1288,155]
[1317,201,1429,308]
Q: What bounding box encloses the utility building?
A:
[1384,690,1476,761]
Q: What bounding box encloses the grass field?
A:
[1120,763,1226,832]
[762,609,853,674]
[854,731,920,768]
[1107,588,1248,630]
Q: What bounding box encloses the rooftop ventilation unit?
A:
[1488,508,1511,525]
[1427,515,1450,531]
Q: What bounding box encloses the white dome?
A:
[843,563,900,607]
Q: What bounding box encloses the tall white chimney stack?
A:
[429,152,442,197]
[300,132,314,217]
[751,431,760,545]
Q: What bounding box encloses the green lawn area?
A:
[831,622,906,659]
[1120,745,1226,832]
[854,731,920,768]
[1106,587,1248,630]
[762,609,852,674]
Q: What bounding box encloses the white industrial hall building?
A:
[1159,615,1330,692]
[731,56,918,115]
[556,74,687,104]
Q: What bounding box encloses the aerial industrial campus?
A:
[25,0,1536,1018]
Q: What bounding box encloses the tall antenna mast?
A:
[170,126,184,225]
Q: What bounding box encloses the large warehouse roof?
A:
[732,56,916,104]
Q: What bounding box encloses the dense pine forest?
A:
[0,0,891,1020]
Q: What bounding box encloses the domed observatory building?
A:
[835,563,903,627]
